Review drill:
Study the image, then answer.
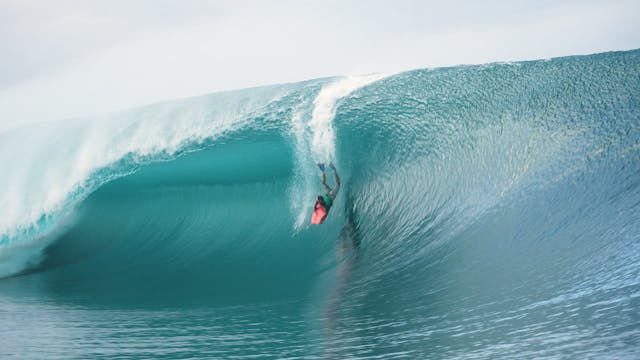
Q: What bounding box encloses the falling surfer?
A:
[311,162,341,225]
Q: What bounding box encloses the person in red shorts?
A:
[311,162,340,225]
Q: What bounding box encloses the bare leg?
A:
[329,164,340,198]
[322,171,332,194]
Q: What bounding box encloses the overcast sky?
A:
[1,0,639,131]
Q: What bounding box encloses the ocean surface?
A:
[1,50,639,359]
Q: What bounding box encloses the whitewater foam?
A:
[308,74,388,162]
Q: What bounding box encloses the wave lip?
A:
[0,83,302,278]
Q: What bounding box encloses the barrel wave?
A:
[1,50,639,359]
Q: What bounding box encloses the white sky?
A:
[1,0,639,131]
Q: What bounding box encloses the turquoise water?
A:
[1,50,639,359]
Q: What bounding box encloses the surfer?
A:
[311,162,340,224]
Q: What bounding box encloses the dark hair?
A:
[316,195,325,205]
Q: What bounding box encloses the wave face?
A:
[1,50,639,359]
